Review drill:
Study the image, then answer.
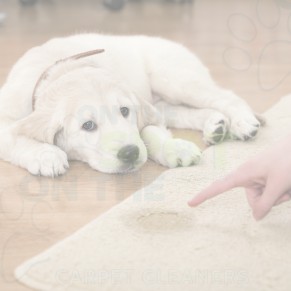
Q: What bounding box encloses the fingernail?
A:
[188,200,194,207]
[253,211,263,221]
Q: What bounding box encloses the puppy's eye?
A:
[82,121,97,131]
[120,107,129,117]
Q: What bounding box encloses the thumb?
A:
[252,175,290,220]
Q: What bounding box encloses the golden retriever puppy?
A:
[0,34,261,176]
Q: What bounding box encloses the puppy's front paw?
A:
[163,139,201,168]
[203,113,229,145]
[229,114,260,141]
[26,145,69,177]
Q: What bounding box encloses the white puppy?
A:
[0,34,261,176]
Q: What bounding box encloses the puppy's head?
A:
[16,51,161,173]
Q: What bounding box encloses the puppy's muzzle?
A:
[117,145,139,164]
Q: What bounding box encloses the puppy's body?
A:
[0,34,261,176]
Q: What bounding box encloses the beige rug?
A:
[15,95,291,291]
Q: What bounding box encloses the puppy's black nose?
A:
[117,145,139,163]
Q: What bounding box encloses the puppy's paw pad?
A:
[163,139,201,168]
[203,113,229,145]
[229,114,261,141]
[27,146,69,177]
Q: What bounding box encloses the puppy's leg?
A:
[144,39,260,141]
[155,100,229,145]
[0,120,68,177]
[141,125,201,168]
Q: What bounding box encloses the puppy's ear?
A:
[20,49,105,143]
[129,94,163,129]
[14,110,63,144]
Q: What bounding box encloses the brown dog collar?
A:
[32,49,105,110]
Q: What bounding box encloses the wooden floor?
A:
[0,0,291,290]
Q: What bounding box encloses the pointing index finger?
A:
[188,170,247,207]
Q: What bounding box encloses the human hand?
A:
[188,135,291,220]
